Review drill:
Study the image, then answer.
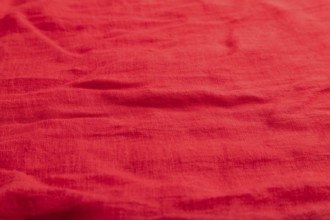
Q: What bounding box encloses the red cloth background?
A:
[1,0,330,219]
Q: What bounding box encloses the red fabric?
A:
[1,0,330,219]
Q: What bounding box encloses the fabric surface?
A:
[1,0,330,219]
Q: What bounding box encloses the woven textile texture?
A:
[0,0,330,219]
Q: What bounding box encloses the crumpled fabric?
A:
[0,0,330,219]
